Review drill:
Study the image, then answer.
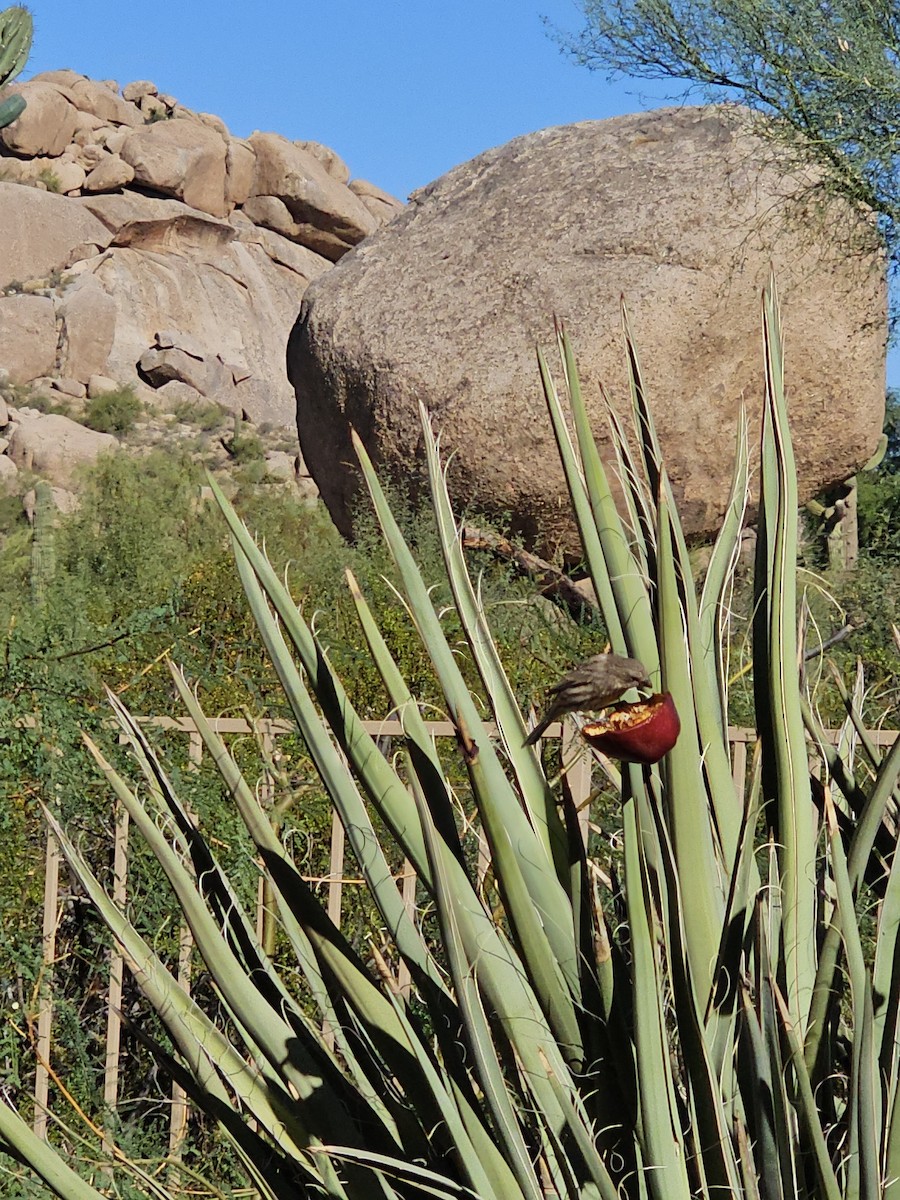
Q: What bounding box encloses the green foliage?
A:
[168,395,227,432]
[4,290,900,1198]
[35,166,61,193]
[82,386,143,434]
[29,482,55,607]
[563,0,900,269]
[224,424,265,465]
[857,392,900,561]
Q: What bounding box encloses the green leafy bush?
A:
[82,386,143,434]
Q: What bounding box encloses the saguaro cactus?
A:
[30,481,56,607]
[0,5,32,130]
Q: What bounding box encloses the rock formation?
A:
[0,70,403,461]
[288,106,887,549]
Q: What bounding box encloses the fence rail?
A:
[32,714,898,1152]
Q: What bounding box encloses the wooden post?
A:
[34,830,60,1138]
[101,803,129,1154]
[187,730,202,770]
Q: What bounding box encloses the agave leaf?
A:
[642,791,743,1197]
[738,980,794,1200]
[772,983,842,1200]
[349,427,584,1063]
[166,663,412,1134]
[655,485,724,1007]
[402,768,537,1200]
[420,401,568,883]
[757,284,817,1035]
[599,381,654,580]
[225,552,448,998]
[823,790,881,1198]
[78,731,367,1142]
[40,811,319,1166]
[624,309,742,880]
[548,333,659,671]
[621,787,693,1200]
[698,409,750,739]
[0,1102,110,1200]
[874,817,900,1091]
[536,341,627,656]
[805,725,900,1077]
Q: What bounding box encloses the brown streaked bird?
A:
[523,653,652,746]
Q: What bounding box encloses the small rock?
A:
[83,155,134,193]
[155,379,206,409]
[87,374,121,397]
[122,80,158,102]
[153,329,206,359]
[54,160,87,193]
[265,450,299,481]
[197,112,229,139]
[52,377,87,398]
[0,455,18,489]
[104,127,128,154]
[139,94,169,120]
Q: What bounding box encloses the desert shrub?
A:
[82,386,143,434]
[226,427,265,464]
[169,396,227,431]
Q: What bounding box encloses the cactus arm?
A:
[0,5,32,87]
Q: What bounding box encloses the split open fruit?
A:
[581,692,680,764]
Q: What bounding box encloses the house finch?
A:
[524,653,652,746]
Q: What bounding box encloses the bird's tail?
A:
[523,715,553,747]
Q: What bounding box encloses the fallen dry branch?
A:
[461,524,599,621]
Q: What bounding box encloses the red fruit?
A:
[581,692,680,764]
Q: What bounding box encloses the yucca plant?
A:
[3,281,899,1198]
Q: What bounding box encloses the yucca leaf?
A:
[0,1102,110,1200]
[536,341,628,656]
[420,402,568,885]
[350,427,584,1064]
[622,787,693,1200]
[824,790,881,1198]
[758,283,817,1036]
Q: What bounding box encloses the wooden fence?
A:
[31,716,900,1153]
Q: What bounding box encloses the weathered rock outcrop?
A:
[288,107,887,548]
[0,71,403,431]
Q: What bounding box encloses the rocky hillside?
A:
[0,70,403,506]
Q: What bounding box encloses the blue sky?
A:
[21,0,896,388]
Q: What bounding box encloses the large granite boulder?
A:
[288,106,887,548]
